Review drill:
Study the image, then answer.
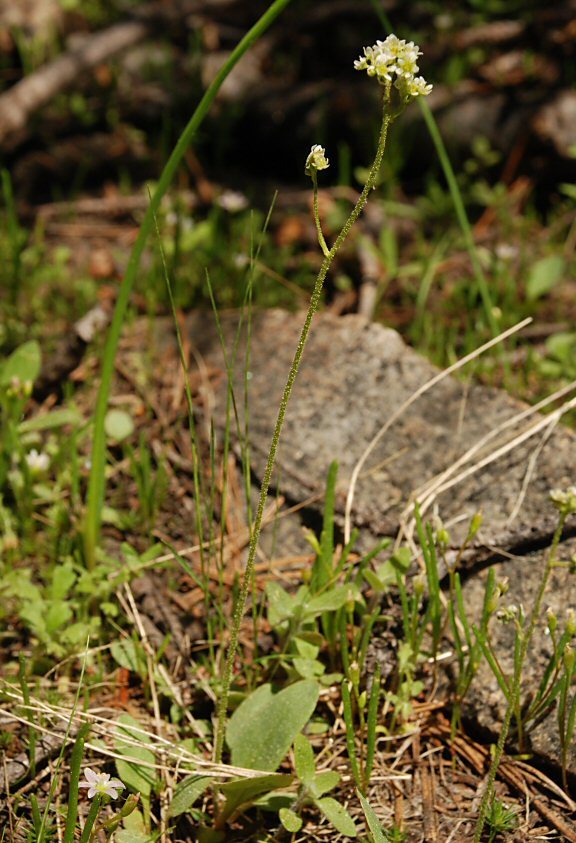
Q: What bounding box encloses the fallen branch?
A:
[0,19,149,146]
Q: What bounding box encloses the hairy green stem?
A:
[213,98,393,764]
[474,512,567,841]
[83,0,294,570]
[311,172,330,257]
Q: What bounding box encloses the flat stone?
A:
[161,309,576,561]
[146,308,576,775]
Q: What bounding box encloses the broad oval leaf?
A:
[280,807,303,833]
[227,680,319,771]
[114,714,157,797]
[219,772,294,821]
[0,340,41,386]
[309,770,340,799]
[316,796,357,837]
[526,254,565,301]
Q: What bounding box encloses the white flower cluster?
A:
[354,34,432,99]
[549,485,576,516]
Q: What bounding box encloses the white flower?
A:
[354,34,432,99]
[395,75,433,101]
[79,768,125,799]
[305,144,329,176]
[25,449,50,474]
[406,75,433,96]
[550,485,576,515]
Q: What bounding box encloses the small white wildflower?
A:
[79,768,125,800]
[216,189,249,213]
[305,144,329,176]
[406,75,433,97]
[25,449,50,474]
[354,34,432,100]
[549,486,576,516]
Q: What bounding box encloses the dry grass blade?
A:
[343,317,532,543]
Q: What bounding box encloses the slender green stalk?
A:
[80,795,102,843]
[213,97,393,764]
[473,512,568,842]
[63,724,91,843]
[311,172,330,257]
[36,641,91,843]
[18,655,36,777]
[341,678,362,788]
[83,0,294,570]
[365,664,381,784]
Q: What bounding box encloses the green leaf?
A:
[219,773,293,822]
[293,637,320,659]
[45,601,73,634]
[526,254,565,301]
[227,680,319,771]
[50,562,76,600]
[0,340,41,386]
[105,409,135,442]
[390,547,411,574]
[266,581,297,626]
[169,775,211,817]
[358,791,387,843]
[19,407,82,433]
[292,657,325,679]
[111,639,148,678]
[316,796,357,837]
[546,331,576,365]
[293,733,315,784]
[114,714,157,797]
[309,770,340,798]
[305,585,357,617]
[280,807,303,833]
[312,460,338,591]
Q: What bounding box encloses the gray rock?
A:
[175,309,576,558]
[151,307,576,774]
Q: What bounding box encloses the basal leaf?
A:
[0,340,41,386]
[358,791,388,843]
[19,407,82,433]
[114,714,157,797]
[316,796,357,837]
[280,807,303,833]
[227,680,319,771]
[293,733,315,784]
[219,773,293,821]
[169,775,211,817]
[526,254,565,301]
[266,581,297,627]
[309,770,339,798]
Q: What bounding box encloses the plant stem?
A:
[80,796,102,843]
[473,512,567,842]
[311,172,330,257]
[214,96,393,764]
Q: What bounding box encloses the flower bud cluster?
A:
[354,34,432,100]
